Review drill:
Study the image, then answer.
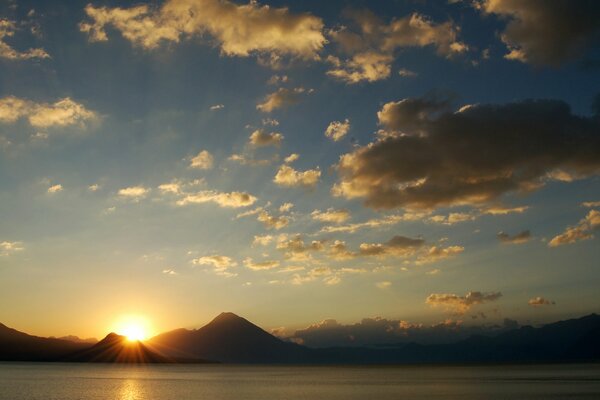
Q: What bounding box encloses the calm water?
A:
[1,363,599,400]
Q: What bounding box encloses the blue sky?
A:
[0,0,599,342]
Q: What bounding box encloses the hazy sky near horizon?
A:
[0,0,599,341]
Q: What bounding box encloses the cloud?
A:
[253,235,273,246]
[0,96,97,129]
[209,104,224,110]
[284,153,299,163]
[333,96,600,210]
[0,241,24,256]
[248,129,283,147]
[398,68,417,78]
[88,184,100,192]
[256,87,307,112]
[274,164,321,188]
[47,184,63,194]
[528,296,556,307]
[0,19,49,60]
[193,255,237,276]
[257,210,289,230]
[319,212,427,234]
[326,52,393,84]
[190,150,214,169]
[327,10,467,83]
[80,0,325,65]
[415,245,464,265]
[497,230,532,244]
[582,201,600,208]
[243,257,280,271]
[287,315,519,347]
[376,281,392,289]
[228,154,275,166]
[277,234,325,258]
[177,190,257,208]
[549,209,599,247]
[324,119,350,141]
[311,208,350,224]
[328,235,425,260]
[162,269,178,275]
[118,186,150,201]
[479,0,600,66]
[279,202,294,213]
[426,291,502,314]
[428,212,476,225]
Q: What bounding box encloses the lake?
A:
[1,363,599,399]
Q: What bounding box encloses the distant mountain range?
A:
[1,312,599,364]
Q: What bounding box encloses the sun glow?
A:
[113,315,151,342]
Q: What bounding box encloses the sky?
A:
[0,0,599,344]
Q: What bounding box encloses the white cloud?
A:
[210,104,224,110]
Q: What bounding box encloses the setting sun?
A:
[112,316,151,342]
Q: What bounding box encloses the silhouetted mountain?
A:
[147,312,311,363]
[65,332,172,363]
[0,323,89,361]
[2,313,599,364]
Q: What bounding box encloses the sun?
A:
[121,323,147,342]
[113,315,151,342]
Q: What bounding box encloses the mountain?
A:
[147,312,311,363]
[2,313,599,364]
[0,323,89,361]
[64,332,173,363]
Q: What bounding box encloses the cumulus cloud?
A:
[311,208,350,224]
[118,186,150,201]
[333,96,600,210]
[327,10,467,83]
[324,119,350,141]
[274,164,321,188]
[582,201,600,208]
[0,240,24,256]
[480,0,600,66]
[0,96,97,129]
[256,87,307,112]
[0,19,49,60]
[277,234,325,259]
[190,150,214,169]
[243,257,280,271]
[248,129,283,147]
[376,281,392,289]
[257,210,289,230]
[328,235,426,260]
[497,230,532,244]
[228,153,276,166]
[549,209,600,247]
[177,190,257,208]
[284,153,299,163]
[426,291,502,314]
[209,104,224,110]
[193,254,237,277]
[279,202,294,213]
[528,296,556,307]
[80,0,325,66]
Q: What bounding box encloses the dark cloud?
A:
[481,0,600,65]
[497,230,531,244]
[286,316,519,347]
[333,97,600,210]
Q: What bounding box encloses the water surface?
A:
[1,363,599,400]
